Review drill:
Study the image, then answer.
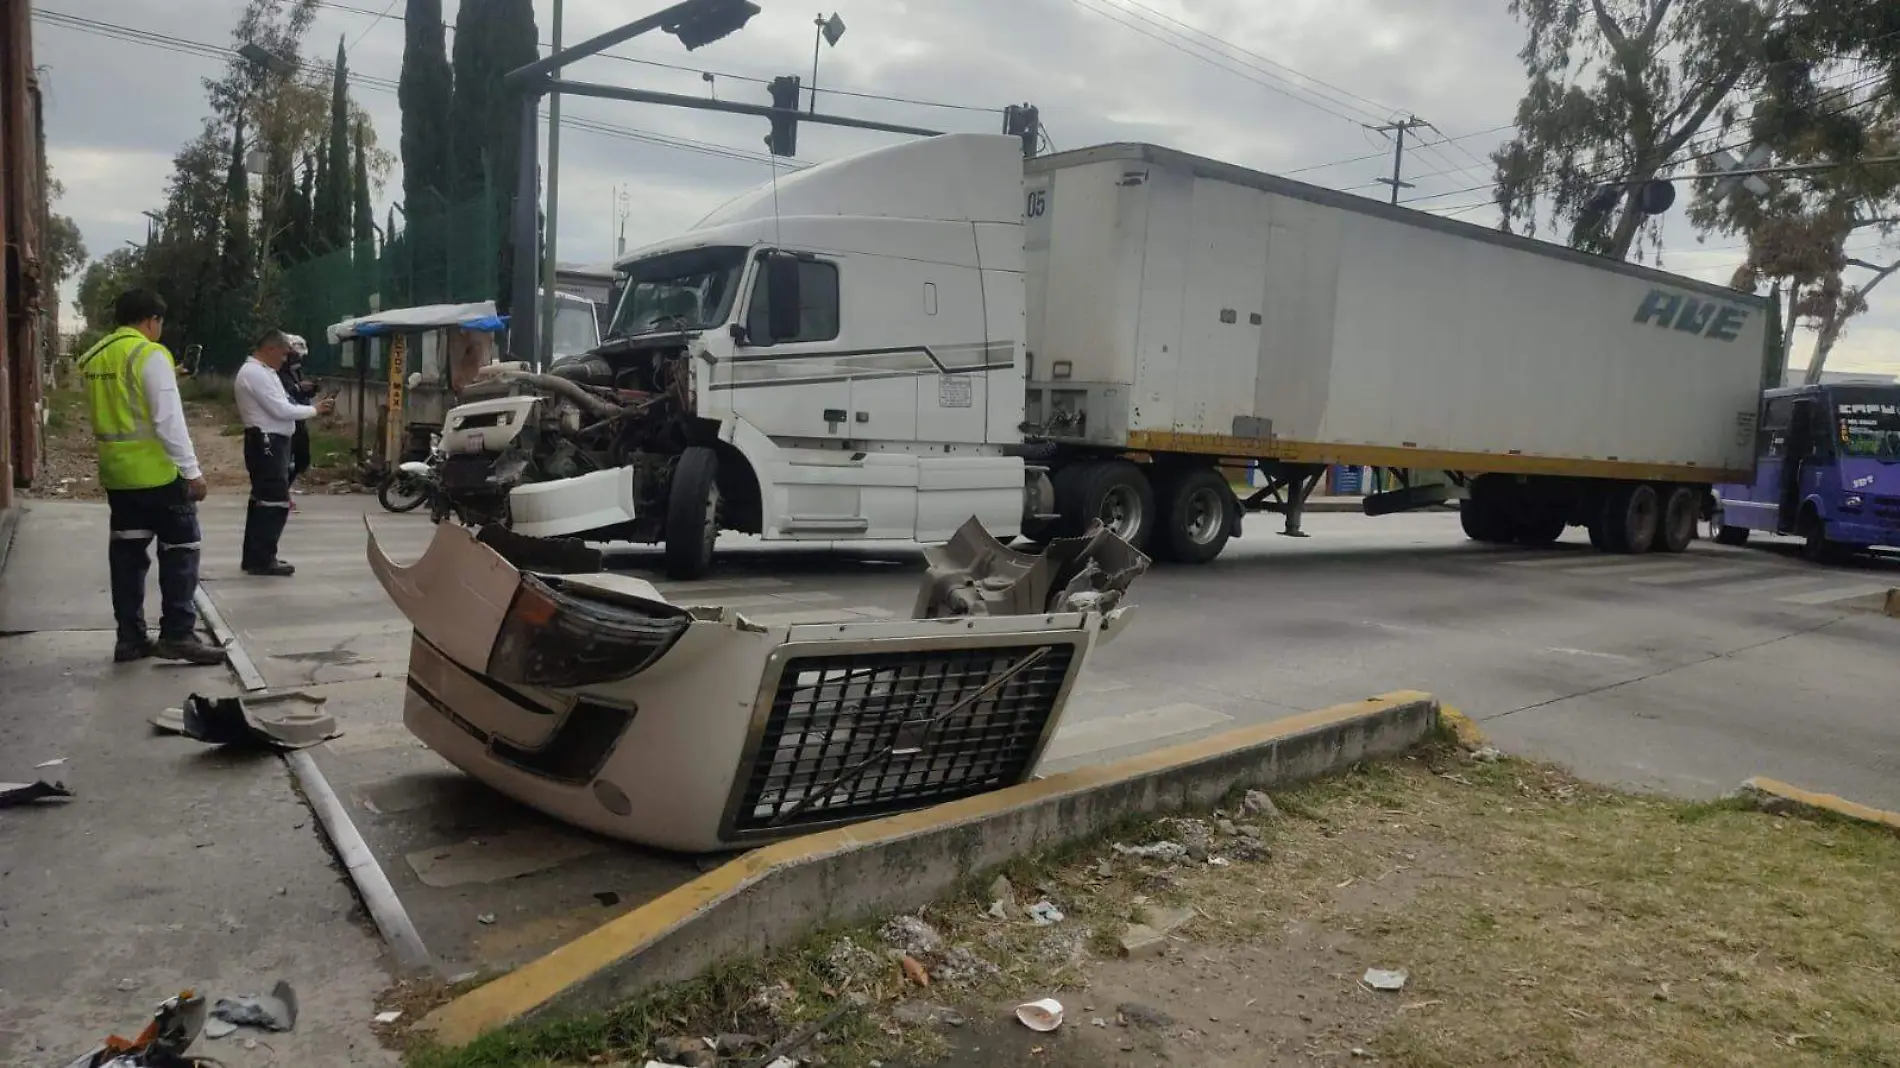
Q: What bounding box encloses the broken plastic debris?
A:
[374,1010,403,1024]
[60,990,208,1068]
[1025,900,1065,925]
[1362,968,1409,992]
[0,779,74,807]
[203,1017,238,1039]
[159,692,340,750]
[1111,840,1187,862]
[35,757,68,769]
[1015,997,1064,1032]
[763,1059,799,1068]
[476,913,497,925]
[211,979,299,1032]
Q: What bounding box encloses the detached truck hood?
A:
[366,518,1146,852]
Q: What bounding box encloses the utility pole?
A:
[1369,116,1428,205]
[809,12,844,114]
[539,0,565,371]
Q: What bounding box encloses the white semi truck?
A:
[435,133,1777,578]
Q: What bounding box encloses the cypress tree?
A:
[353,119,374,249]
[314,37,352,251]
[399,0,453,214]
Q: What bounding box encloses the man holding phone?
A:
[76,288,225,665]
[280,334,317,496]
[234,329,335,576]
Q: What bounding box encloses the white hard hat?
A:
[286,333,309,356]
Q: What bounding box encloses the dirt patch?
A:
[28,384,356,500]
[408,748,1900,1068]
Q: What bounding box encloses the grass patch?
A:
[307,424,357,470]
[405,748,1900,1067]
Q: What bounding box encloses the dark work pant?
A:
[106,477,201,644]
[289,422,311,488]
[242,428,294,569]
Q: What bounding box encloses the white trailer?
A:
[433,134,1776,576]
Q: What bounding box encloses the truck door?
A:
[728,252,856,440]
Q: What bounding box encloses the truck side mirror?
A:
[765,254,802,343]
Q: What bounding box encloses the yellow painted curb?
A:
[421,690,1435,1045]
[1743,777,1900,834]
[1438,705,1486,749]
[1884,588,1899,618]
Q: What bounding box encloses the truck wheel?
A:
[1711,505,1750,546]
[1586,515,1609,551]
[663,446,721,580]
[1155,468,1233,564]
[1602,482,1659,554]
[1071,461,1155,551]
[1655,485,1698,554]
[1459,498,1507,543]
[1512,511,1566,546]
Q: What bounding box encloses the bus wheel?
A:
[1711,504,1750,546]
[1655,485,1698,554]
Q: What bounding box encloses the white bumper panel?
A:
[507,468,640,539]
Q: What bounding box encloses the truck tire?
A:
[1068,460,1155,551]
[1799,508,1842,565]
[1656,485,1698,554]
[1155,467,1233,563]
[1710,504,1750,546]
[1459,498,1508,543]
[1512,511,1566,546]
[663,446,721,580]
[1601,482,1659,554]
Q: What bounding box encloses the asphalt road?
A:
[182,497,1900,979]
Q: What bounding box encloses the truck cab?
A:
[1711,383,1900,558]
[439,133,1039,577]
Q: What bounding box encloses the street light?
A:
[237,41,296,77]
[810,12,845,114]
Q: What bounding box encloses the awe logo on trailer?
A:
[1633,288,1751,342]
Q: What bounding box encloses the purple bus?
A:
[1710,384,1900,561]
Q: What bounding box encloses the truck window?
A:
[746,259,840,345]
[1762,396,1793,458]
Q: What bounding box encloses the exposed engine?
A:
[436,340,702,539]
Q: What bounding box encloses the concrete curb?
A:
[421,690,1441,1045]
[0,503,21,579]
[1741,777,1900,834]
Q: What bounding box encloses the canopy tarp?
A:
[327,301,507,344]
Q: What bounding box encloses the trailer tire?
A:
[1459,498,1508,543]
[663,446,721,580]
[1656,485,1698,554]
[1068,461,1155,551]
[1512,511,1567,546]
[1602,482,1659,554]
[1587,515,1610,551]
[1710,504,1750,546]
[1155,467,1233,563]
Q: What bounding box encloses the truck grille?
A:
[726,642,1078,837]
[1873,496,1900,523]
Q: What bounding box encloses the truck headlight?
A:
[487,574,690,689]
[1844,495,1864,511]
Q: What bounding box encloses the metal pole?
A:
[510,93,542,364]
[1389,124,1405,205]
[539,0,564,370]
[809,12,822,114]
[548,78,941,137]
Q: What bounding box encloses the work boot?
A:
[242,560,296,577]
[113,637,154,663]
[152,636,228,666]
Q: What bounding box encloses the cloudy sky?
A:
[35,0,1900,376]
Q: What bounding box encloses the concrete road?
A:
[166,496,1900,982]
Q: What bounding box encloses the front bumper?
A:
[369,520,1142,853]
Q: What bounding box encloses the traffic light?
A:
[767,76,801,157]
[1004,103,1040,158]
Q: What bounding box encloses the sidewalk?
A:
[0,499,395,1067]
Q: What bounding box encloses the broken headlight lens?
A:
[486,574,691,689]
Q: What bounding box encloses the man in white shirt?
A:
[234,329,333,576]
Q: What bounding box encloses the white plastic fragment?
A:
[1015,997,1064,1032]
[374,1010,403,1024]
[1025,900,1065,925]
[1362,968,1409,991]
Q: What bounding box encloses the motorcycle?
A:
[377,434,444,517]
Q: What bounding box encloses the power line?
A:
[1097,0,1399,121]
[344,0,399,56]
[1283,122,1516,179]
[1063,0,1373,127]
[313,0,1002,114]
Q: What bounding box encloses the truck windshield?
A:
[552,300,599,358]
[1833,390,1900,462]
[608,246,748,339]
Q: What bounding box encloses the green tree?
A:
[44,177,87,295]
[74,248,143,350]
[449,0,539,309]
[221,114,255,291]
[1493,0,1774,261]
[313,36,353,252]
[289,154,315,263]
[400,0,454,213]
[353,119,375,250]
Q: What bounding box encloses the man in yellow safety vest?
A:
[77,288,226,665]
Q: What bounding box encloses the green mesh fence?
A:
[281,192,504,376]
